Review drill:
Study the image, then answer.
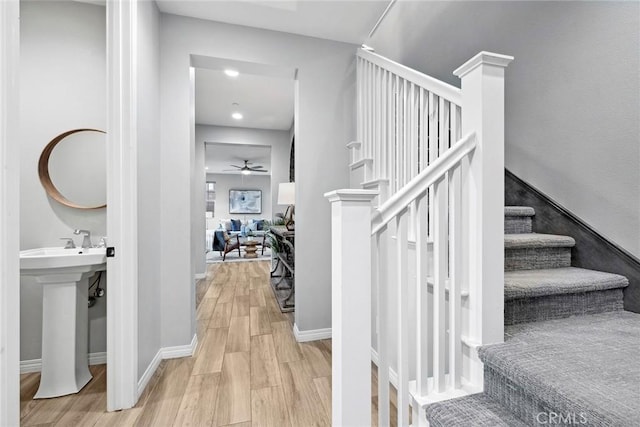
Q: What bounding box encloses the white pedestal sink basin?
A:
[20,247,106,399]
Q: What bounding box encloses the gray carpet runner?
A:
[425,393,527,427]
[505,233,574,271]
[505,206,534,234]
[425,206,637,426]
[505,267,627,325]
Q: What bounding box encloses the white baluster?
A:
[415,192,430,396]
[325,189,378,427]
[392,75,399,193]
[381,69,387,181]
[452,104,461,144]
[357,57,362,148]
[364,61,369,161]
[396,211,410,426]
[376,228,390,427]
[374,65,380,178]
[433,175,448,393]
[419,88,426,172]
[428,93,438,239]
[448,164,462,389]
[409,83,416,179]
[438,97,450,155]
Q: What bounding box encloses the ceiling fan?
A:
[224,160,268,175]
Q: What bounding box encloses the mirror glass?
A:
[43,129,106,209]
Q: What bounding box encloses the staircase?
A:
[327,47,640,426]
[425,206,639,426]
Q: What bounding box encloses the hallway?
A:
[20,261,333,426]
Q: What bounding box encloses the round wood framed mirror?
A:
[38,128,107,210]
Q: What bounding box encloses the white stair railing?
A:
[352,48,463,194]
[329,50,513,426]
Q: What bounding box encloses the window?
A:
[206,181,215,217]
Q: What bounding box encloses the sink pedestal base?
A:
[34,274,93,399]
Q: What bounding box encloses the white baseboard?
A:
[137,333,198,397]
[162,333,198,359]
[293,324,332,342]
[137,349,162,397]
[371,348,399,388]
[194,273,206,280]
[20,351,107,374]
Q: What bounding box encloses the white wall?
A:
[19,1,107,361]
[207,173,271,228]
[136,0,162,382]
[369,0,640,257]
[161,15,355,346]
[194,130,207,276]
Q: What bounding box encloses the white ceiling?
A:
[195,68,294,130]
[176,0,390,171]
[205,142,271,175]
[156,0,390,45]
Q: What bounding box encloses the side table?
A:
[244,240,258,258]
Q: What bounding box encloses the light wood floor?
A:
[20,261,401,426]
[20,261,334,426]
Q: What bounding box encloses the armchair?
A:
[212,230,241,261]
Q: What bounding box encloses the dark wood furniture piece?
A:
[212,230,241,261]
[269,226,295,309]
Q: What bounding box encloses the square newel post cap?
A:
[453,51,514,78]
[324,189,378,203]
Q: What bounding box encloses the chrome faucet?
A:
[73,229,92,249]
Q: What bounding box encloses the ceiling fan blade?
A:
[248,167,266,171]
[251,169,269,173]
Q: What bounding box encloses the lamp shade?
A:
[277,182,295,205]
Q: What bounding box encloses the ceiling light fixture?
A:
[232,112,243,120]
[224,69,239,77]
[241,169,251,175]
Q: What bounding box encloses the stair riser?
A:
[505,289,624,325]
[484,366,609,426]
[505,247,571,271]
[504,217,532,234]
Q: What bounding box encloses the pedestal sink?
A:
[20,247,106,399]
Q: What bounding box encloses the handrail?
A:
[358,48,463,106]
[371,132,477,235]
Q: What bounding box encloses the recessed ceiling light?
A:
[224,69,239,77]
[232,112,243,120]
[205,166,209,170]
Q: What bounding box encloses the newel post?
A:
[325,189,378,427]
[453,52,513,379]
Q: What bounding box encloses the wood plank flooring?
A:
[19,261,335,426]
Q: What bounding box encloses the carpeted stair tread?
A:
[479,311,640,426]
[505,206,535,217]
[425,393,528,427]
[504,267,628,300]
[505,233,575,249]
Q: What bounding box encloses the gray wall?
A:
[369,0,640,258]
[161,15,355,347]
[19,1,107,361]
[206,173,272,228]
[136,0,162,382]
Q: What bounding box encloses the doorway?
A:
[190,56,296,296]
